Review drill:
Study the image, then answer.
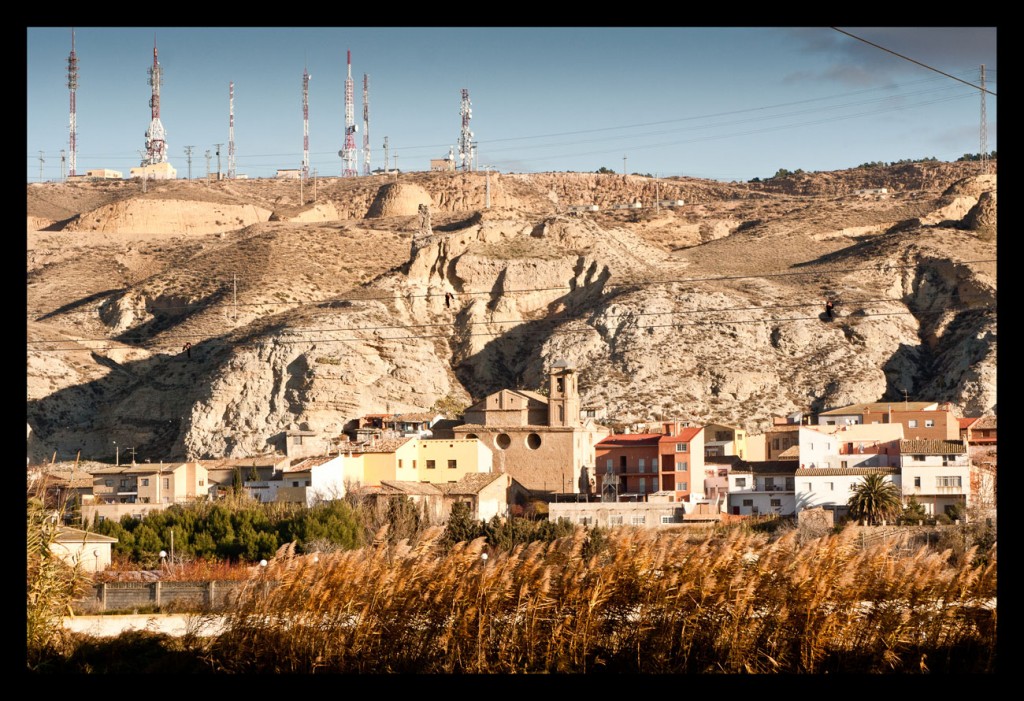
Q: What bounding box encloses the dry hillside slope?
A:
[26,162,996,463]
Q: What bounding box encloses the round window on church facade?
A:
[526,433,541,450]
[495,433,511,450]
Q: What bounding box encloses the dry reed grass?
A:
[211,523,995,674]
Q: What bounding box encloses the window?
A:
[163,478,170,488]
[936,476,962,488]
[104,479,113,487]
[652,458,658,469]
[925,419,934,428]
[735,477,747,487]
[675,482,686,491]
[841,461,848,469]
[639,479,647,493]
[675,443,687,452]
[413,460,417,469]
[785,477,794,491]
[764,477,775,490]
[199,480,204,486]
[803,482,812,492]
[559,406,564,423]
[826,482,834,491]
[676,461,687,471]
[426,460,436,469]
[742,499,753,507]
[579,515,593,526]
[620,455,627,470]
[292,481,300,487]
[606,458,613,470]
[908,420,918,428]
[609,515,623,526]
[770,499,781,507]
[448,460,457,469]
[913,455,925,462]
[773,438,780,450]
[638,458,646,472]
[398,459,403,468]
[141,478,149,486]
[944,455,957,462]
[526,433,541,449]
[631,515,646,525]
[495,433,511,450]
[292,435,303,445]
[660,515,675,524]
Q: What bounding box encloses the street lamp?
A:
[159,550,167,572]
[113,441,118,466]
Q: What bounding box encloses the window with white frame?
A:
[742,499,753,507]
[908,420,918,428]
[675,443,687,452]
[141,478,149,486]
[609,515,623,526]
[925,419,934,428]
[735,477,746,487]
[913,455,925,461]
[675,482,686,491]
[770,498,781,507]
[660,515,674,524]
[579,516,593,525]
[676,461,687,471]
[631,515,646,525]
[936,476,962,488]
[914,476,921,487]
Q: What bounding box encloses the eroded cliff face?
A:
[26,164,996,462]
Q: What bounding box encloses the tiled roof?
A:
[440,472,507,495]
[378,480,443,496]
[281,455,338,473]
[958,417,980,429]
[351,437,414,454]
[900,439,966,455]
[55,527,118,544]
[390,412,437,423]
[974,415,997,430]
[597,433,662,446]
[795,466,900,477]
[777,446,800,458]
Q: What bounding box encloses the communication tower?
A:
[228,81,236,179]
[66,28,78,177]
[342,50,358,176]
[362,74,371,175]
[302,65,311,180]
[458,88,474,171]
[141,38,168,165]
[979,65,989,174]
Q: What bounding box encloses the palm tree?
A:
[847,473,903,526]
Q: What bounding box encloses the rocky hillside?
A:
[26,162,996,464]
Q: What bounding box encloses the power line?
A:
[830,27,997,97]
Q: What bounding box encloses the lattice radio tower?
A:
[342,50,358,176]
[227,81,236,179]
[66,28,78,177]
[459,88,474,171]
[142,37,167,165]
[302,64,311,180]
[362,73,371,175]
[979,64,989,174]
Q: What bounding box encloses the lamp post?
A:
[159,550,167,573]
[113,441,118,466]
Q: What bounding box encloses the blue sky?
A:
[26,27,997,183]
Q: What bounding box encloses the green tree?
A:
[847,473,903,525]
[900,495,927,524]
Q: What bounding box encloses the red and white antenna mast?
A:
[302,65,310,179]
[362,73,371,175]
[227,81,236,179]
[142,37,167,165]
[342,50,358,177]
[66,28,78,178]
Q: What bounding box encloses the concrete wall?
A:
[73,580,248,613]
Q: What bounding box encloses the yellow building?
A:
[129,162,177,180]
[341,436,493,489]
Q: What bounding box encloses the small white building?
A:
[794,466,901,522]
[50,527,118,573]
